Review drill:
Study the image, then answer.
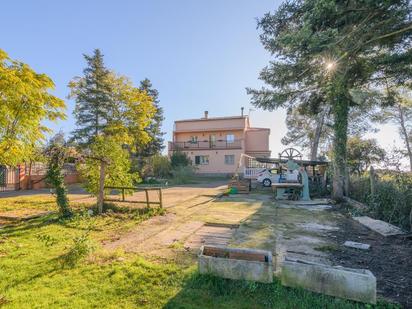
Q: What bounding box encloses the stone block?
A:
[353,216,404,236]
[280,258,376,304]
[343,241,370,250]
[198,245,273,283]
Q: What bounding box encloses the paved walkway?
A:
[104,186,341,266]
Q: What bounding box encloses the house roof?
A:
[174,115,248,123]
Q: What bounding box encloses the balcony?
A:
[169,139,242,150]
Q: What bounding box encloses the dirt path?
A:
[104,188,340,266]
[103,182,230,258]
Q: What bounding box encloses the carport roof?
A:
[255,157,329,167]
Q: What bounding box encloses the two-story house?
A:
[168,110,271,175]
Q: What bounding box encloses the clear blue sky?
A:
[1,0,401,159]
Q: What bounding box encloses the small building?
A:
[168,110,271,175]
[0,163,80,192]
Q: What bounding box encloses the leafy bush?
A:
[60,229,95,268]
[171,166,195,184]
[143,154,171,178]
[350,171,412,231]
[170,150,191,168]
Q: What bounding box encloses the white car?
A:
[256,168,280,187]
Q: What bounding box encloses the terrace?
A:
[169,139,242,150]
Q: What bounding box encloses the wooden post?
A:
[145,189,150,208]
[158,188,163,208]
[97,161,106,214]
[121,188,125,201]
[370,166,376,198]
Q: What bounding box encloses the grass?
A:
[0,194,92,214]
[0,197,400,308]
[0,195,57,212]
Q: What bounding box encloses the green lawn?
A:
[0,195,57,212]
[0,198,399,308]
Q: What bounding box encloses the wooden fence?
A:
[103,186,163,208]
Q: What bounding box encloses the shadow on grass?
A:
[3,254,71,291]
[163,272,374,309]
[0,214,59,237]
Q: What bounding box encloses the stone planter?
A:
[281,258,376,304]
[198,245,273,283]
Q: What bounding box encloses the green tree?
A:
[77,135,139,196]
[170,150,191,168]
[73,73,155,195]
[138,78,165,156]
[143,154,171,178]
[69,50,156,202]
[0,49,66,166]
[346,136,386,175]
[69,51,156,151]
[104,73,156,150]
[44,133,72,217]
[248,1,412,199]
[282,106,331,160]
[69,49,113,146]
[283,102,377,161]
[374,89,412,171]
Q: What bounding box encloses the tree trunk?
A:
[310,108,328,161]
[369,166,376,198]
[397,104,412,171]
[331,84,349,201]
[97,160,106,214]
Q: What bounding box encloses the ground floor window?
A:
[224,154,235,165]
[195,155,209,165]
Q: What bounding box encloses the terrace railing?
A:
[170,139,242,150]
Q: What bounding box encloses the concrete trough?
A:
[198,245,273,283]
[280,258,376,304]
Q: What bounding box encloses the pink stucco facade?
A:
[168,112,271,175]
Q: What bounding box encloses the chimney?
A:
[241,107,244,117]
[204,111,208,119]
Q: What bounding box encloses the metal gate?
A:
[0,165,20,192]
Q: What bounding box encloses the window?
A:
[195,155,209,165]
[210,134,216,147]
[225,155,235,165]
[226,134,235,143]
[190,136,198,143]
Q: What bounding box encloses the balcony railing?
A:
[170,140,242,150]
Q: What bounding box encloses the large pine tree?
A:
[137,78,165,156]
[69,49,113,146]
[248,0,412,200]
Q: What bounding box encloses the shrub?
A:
[349,171,412,231]
[170,150,191,168]
[171,166,195,184]
[146,155,172,178]
[60,229,95,268]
